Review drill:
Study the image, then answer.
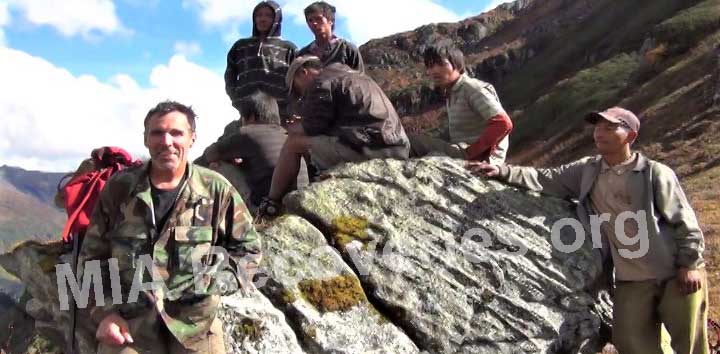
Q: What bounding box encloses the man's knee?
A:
[97,343,147,354]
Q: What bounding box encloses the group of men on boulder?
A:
[76,1,709,353]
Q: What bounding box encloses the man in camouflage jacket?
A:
[79,101,261,354]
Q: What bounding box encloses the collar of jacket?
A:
[594,152,648,173]
[449,74,469,94]
[131,162,212,210]
[598,152,645,173]
[579,152,649,202]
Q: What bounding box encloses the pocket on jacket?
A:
[109,231,149,270]
[174,226,213,272]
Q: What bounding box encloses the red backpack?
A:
[58,146,141,243]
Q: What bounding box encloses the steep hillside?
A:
[0,165,67,205]
[0,179,64,253]
[361,0,720,320]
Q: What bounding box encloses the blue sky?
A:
[0,0,505,172]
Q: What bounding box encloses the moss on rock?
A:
[281,289,297,304]
[332,216,372,249]
[233,318,264,342]
[298,275,368,313]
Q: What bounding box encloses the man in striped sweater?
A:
[410,44,513,164]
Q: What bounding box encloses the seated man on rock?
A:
[197,91,308,212]
[468,107,709,354]
[257,55,410,218]
[410,44,513,164]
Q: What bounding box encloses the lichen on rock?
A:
[297,275,368,313]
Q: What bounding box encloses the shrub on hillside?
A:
[654,0,720,53]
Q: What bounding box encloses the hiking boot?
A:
[256,197,282,220]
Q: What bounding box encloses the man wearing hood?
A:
[224,1,297,122]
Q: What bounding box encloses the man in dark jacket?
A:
[197,92,309,212]
[297,1,364,72]
[224,1,296,121]
[257,55,409,217]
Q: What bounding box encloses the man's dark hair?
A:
[144,100,197,132]
[304,1,336,30]
[299,58,323,72]
[239,91,281,125]
[423,45,465,73]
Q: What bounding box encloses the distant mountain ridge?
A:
[0,166,65,253]
[0,165,67,205]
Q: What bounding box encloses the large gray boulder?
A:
[0,157,611,354]
[284,157,610,353]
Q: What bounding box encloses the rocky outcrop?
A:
[258,216,419,353]
[0,157,611,354]
[362,0,537,69]
[284,158,610,353]
[0,241,96,354]
[218,290,304,353]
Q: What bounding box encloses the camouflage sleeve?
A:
[217,186,262,288]
[76,185,119,324]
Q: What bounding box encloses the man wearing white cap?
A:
[468,107,709,354]
[257,55,409,217]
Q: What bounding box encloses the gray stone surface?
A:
[0,241,96,354]
[284,157,611,354]
[259,216,420,354]
[218,289,305,354]
[0,157,612,354]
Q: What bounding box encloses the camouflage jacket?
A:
[78,162,261,344]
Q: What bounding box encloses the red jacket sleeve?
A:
[465,112,513,161]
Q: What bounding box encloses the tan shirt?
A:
[589,153,665,281]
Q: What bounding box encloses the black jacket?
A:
[299,63,408,149]
[298,37,364,73]
[224,1,296,107]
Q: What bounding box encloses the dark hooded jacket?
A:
[224,1,297,114]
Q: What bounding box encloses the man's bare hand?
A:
[466,161,500,177]
[677,268,702,295]
[96,313,134,346]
